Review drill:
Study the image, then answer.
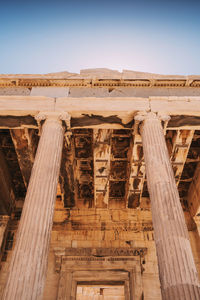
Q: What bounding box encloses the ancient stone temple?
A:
[0,68,199,300]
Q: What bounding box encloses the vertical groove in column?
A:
[141,114,200,300]
[3,118,64,300]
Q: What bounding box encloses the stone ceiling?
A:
[0,127,199,223]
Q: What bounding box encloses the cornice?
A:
[0,77,200,88]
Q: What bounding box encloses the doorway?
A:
[77,283,125,299]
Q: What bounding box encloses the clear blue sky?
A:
[0,0,200,75]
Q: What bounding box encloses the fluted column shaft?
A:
[139,113,200,300]
[3,114,66,300]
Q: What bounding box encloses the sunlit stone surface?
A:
[0,69,199,300]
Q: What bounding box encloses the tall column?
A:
[3,112,70,300]
[135,112,200,300]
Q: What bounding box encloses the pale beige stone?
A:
[31,87,69,97]
[0,70,200,300]
[2,114,65,300]
[0,87,31,96]
[140,112,200,299]
[69,87,110,97]
[80,68,122,79]
[150,96,200,117]
[55,97,149,113]
[0,96,54,116]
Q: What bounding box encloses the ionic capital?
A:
[134,112,170,135]
[35,111,71,130]
[135,111,170,122]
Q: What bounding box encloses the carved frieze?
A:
[54,247,147,273]
[0,77,200,88]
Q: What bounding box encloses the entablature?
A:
[1,77,200,88]
[1,96,200,130]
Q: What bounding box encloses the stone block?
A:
[150,96,200,116]
[137,210,152,222]
[99,209,111,222]
[50,231,58,242]
[0,87,31,96]
[0,96,54,115]
[118,231,143,241]
[69,87,109,97]
[31,87,69,97]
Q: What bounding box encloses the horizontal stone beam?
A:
[0,96,54,115]
[1,96,200,129]
[150,96,200,116]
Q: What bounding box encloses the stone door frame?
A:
[55,247,147,300]
[62,269,130,300]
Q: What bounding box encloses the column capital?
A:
[35,111,71,130]
[135,111,170,122]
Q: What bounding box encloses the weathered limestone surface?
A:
[69,87,200,97]
[150,96,200,116]
[55,97,149,112]
[2,86,200,97]
[189,230,200,276]
[0,87,31,96]
[10,128,38,188]
[80,68,122,79]
[0,216,9,258]
[76,286,124,300]
[2,114,65,300]
[139,112,200,299]
[0,207,199,300]
[188,162,200,217]
[1,68,200,80]
[68,87,110,97]
[55,97,149,127]
[0,70,200,300]
[42,207,162,300]
[31,87,69,97]
[0,150,15,214]
[0,96,54,115]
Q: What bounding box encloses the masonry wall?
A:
[1,86,200,98]
[44,206,199,300]
[0,206,199,299]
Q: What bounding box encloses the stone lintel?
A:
[54,247,147,273]
[1,97,200,130]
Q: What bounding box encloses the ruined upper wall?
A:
[1,68,200,97]
[1,68,200,80]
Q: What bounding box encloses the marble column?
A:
[135,112,200,300]
[3,112,70,300]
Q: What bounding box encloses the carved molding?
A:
[35,111,71,133]
[56,247,145,300]
[54,247,147,273]
[135,112,170,134]
[0,78,200,88]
